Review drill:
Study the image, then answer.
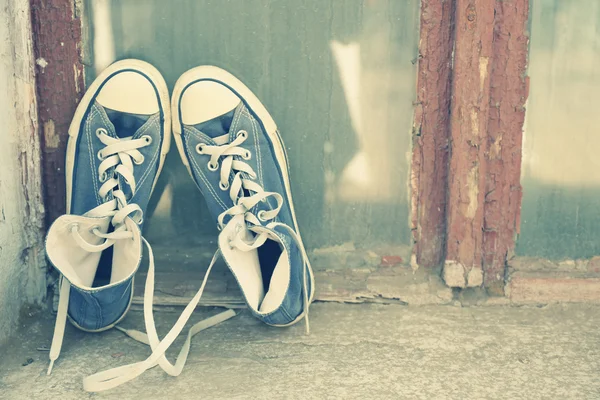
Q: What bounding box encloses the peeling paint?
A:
[410,0,454,269]
[479,56,489,93]
[443,260,484,288]
[466,165,480,219]
[470,108,479,138]
[0,0,46,343]
[35,57,47,69]
[73,63,81,94]
[489,133,503,159]
[31,0,85,224]
[467,266,483,286]
[482,0,529,292]
[43,119,60,148]
[443,261,466,288]
[446,0,494,276]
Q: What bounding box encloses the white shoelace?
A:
[82,129,312,391]
[50,127,311,391]
[82,243,235,392]
[48,127,233,391]
[48,128,151,375]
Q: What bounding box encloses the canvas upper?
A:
[45,60,171,378]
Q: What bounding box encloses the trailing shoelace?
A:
[80,129,311,392]
[68,129,234,391]
[83,242,235,392]
[48,129,152,374]
[50,128,235,389]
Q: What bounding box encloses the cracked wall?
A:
[0,0,46,343]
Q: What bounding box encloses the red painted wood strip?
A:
[30,0,84,224]
[410,0,455,268]
[482,0,529,294]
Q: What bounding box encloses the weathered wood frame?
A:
[412,0,529,295]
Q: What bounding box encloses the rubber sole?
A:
[171,66,315,327]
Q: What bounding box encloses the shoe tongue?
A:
[94,102,159,200]
[109,112,148,138]
[118,114,160,199]
[192,102,241,139]
[227,102,249,142]
[93,102,118,139]
[96,102,154,139]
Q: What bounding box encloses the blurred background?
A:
[518,0,600,259]
[84,0,419,261]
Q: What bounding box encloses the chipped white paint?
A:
[479,56,489,93]
[466,164,479,219]
[443,261,466,288]
[73,63,81,94]
[470,107,479,137]
[35,57,48,69]
[489,133,502,159]
[0,0,46,344]
[410,253,419,273]
[443,261,484,289]
[467,267,483,287]
[43,119,60,148]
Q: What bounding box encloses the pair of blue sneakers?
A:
[45,59,314,391]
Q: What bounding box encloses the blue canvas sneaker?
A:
[45,59,171,375]
[171,66,315,330]
[83,67,314,392]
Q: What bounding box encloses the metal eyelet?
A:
[89,224,101,233]
[207,161,219,171]
[97,151,105,160]
[219,181,230,191]
[134,155,145,165]
[96,128,108,138]
[99,172,108,182]
[142,135,152,145]
[242,150,251,160]
[196,143,205,154]
[237,130,248,139]
[258,210,267,221]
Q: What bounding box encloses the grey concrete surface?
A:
[1,303,599,399]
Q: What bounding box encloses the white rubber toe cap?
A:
[180,80,240,126]
[96,71,159,115]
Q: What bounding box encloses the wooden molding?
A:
[30,0,85,225]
